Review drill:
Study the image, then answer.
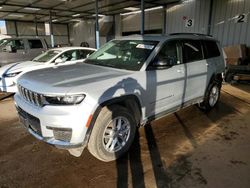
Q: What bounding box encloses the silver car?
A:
[14,34,225,162]
[0,47,96,92]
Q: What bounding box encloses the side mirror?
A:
[153,57,176,69]
[54,58,63,64]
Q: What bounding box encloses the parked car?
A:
[0,47,96,92]
[0,37,48,67]
[14,34,225,162]
[0,35,11,46]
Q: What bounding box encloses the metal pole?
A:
[95,0,100,49]
[49,11,54,48]
[207,0,214,35]
[14,21,18,37]
[141,0,144,35]
[35,16,38,36]
[163,5,166,34]
[113,15,115,39]
[67,24,70,46]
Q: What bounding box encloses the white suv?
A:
[14,34,225,162]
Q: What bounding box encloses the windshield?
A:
[85,40,158,71]
[32,50,61,62]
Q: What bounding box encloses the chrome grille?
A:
[18,85,44,107]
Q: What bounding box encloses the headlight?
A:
[4,71,22,77]
[45,94,85,105]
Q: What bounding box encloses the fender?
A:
[82,94,142,147]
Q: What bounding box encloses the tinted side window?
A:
[182,40,203,63]
[203,40,220,58]
[28,40,43,49]
[79,50,93,59]
[7,39,25,50]
[155,40,179,66]
[58,50,78,62]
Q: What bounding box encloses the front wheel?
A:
[198,81,221,111]
[88,105,136,162]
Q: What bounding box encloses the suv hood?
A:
[18,63,132,95]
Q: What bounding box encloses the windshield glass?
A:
[85,40,158,71]
[32,50,61,62]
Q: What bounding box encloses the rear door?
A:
[181,39,208,102]
[202,40,223,75]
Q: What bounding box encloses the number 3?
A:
[187,19,193,27]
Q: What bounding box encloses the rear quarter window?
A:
[28,39,43,49]
[203,40,220,59]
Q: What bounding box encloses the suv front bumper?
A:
[14,93,94,149]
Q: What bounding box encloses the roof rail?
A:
[169,33,213,37]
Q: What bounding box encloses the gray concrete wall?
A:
[121,8,163,33]
[166,0,210,34]
[115,0,250,46]
[211,0,250,46]
[69,20,96,48]
[53,0,250,48]
[5,21,69,46]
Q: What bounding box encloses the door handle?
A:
[206,63,209,66]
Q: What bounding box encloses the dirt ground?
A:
[0,84,249,188]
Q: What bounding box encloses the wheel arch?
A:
[208,73,223,86]
[83,94,142,146]
[100,94,142,125]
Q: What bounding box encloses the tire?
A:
[225,72,235,83]
[88,105,137,162]
[198,81,221,112]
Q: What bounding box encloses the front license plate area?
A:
[19,113,29,128]
[16,106,42,136]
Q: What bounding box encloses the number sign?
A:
[185,19,194,27]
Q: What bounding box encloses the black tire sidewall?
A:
[225,72,234,83]
[88,105,137,162]
[203,82,221,111]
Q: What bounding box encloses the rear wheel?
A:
[225,72,235,83]
[199,81,221,111]
[88,105,136,162]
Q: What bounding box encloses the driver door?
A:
[145,40,186,117]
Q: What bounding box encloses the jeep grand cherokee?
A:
[14,34,225,162]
